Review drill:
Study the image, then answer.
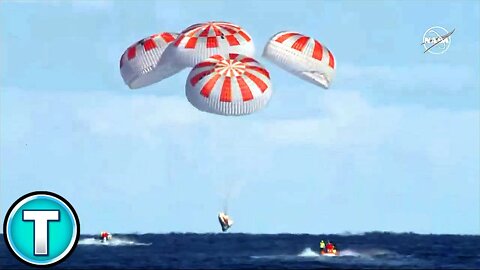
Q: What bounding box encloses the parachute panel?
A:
[263,31,335,89]
[161,22,255,70]
[185,54,272,116]
[120,32,181,89]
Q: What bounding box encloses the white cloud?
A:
[71,0,113,11]
[4,86,475,172]
[73,89,479,191]
[77,94,205,144]
[260,90,479,178]
[10,0,62,5]
[2,84,479,233]
[259,91,404,149]
[9,0,114,9]
[73,89,479,160]
[339,63,479,93]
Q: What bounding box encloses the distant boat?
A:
[99,231,113,242]
[320,250,339,256]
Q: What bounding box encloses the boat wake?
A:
[252,247,407,264]
[298,247,366,257]
[298,248,321,257]
[78,237,151,246]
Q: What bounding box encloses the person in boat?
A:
[320,240,326,253]
[331,242,337,254]
[218,212,234,232]
[100,231,112,242]
[326,240,335,253]
[322,240,337,254]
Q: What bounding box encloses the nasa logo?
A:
[422,26,454,54]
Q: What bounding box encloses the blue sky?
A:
[1,0,479,235]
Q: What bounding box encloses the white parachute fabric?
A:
[161,22,255,69]
[263,31,336,89]
[120,32,180,89]
[185,54,272,116]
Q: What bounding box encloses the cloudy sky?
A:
[1,0,479,234]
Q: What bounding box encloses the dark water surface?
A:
[1,232,479,269]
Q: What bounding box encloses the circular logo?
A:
[3,191,80,267]
[422,26,453,54]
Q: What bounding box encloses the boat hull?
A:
[320,251,338,257]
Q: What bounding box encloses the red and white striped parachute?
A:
[161,22,255,69]
[263,31,336,89]
[185,54,272,116]
[120,32,179,89]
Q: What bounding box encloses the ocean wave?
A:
[78,231,480,237]
[78,237,151,246]
[296,247,398,258]
[298,248,320,257]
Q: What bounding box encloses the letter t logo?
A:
[23,210,60,256]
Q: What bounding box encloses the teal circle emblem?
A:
[3,191,80,267]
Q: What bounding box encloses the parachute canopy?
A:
[161,22,255,69]
[218,212,234,232]
[185,54,272,116]
[120,32,179,89]
[263,31,336,89]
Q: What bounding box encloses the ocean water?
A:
[1,232,479,269]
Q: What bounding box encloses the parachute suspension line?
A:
[223,184,231,214]
[223,201,229,215]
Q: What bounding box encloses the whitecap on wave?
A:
[78,237,151,246]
